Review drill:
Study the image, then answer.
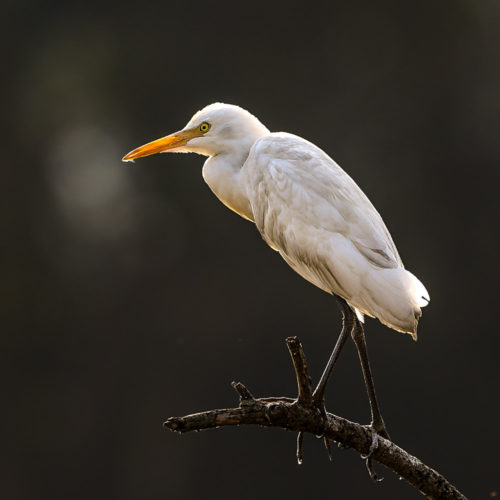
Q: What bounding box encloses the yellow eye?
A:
[199,122,210,133]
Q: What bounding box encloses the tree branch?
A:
[163,337,466,500]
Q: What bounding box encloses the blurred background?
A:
[3,0,499,498]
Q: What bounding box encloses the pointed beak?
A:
[122,129,197,162]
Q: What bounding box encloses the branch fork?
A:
[164,336,466,500]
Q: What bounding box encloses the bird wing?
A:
[242,132,403,300]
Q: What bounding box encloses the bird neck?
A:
[202,148,256,222]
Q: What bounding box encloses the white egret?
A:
[122,102,429,444]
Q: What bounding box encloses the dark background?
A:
[3,1,499,498]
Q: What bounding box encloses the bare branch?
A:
[286,336,313,405]
[163,338,466,500]
[231,381,255,402]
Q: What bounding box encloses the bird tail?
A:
[358,268,430,340]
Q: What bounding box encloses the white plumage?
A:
[244,132,429,337]
[123,102,429,339]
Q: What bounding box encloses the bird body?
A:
[243,132,428,336]
[123,103,429,338]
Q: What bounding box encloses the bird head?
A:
[122,103,269,162]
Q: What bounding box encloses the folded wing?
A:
[243,132,429,337]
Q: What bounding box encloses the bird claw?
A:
[365,457,384,482]
[360,423,389,482]
[360,429,379,459]
[323,436,333,462]
[296,431,304,465]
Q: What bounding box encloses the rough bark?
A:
[163,337,467,500]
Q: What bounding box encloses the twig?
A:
[286,336,313,405]
[163,336,467,500]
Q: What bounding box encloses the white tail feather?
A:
[352,268,430,340]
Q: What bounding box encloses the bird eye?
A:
[199,122,210,133]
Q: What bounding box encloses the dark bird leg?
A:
[351,318,390,441]
[311,295,390,478]
[312,296,355,405]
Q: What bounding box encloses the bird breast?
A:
[202,155,255,222]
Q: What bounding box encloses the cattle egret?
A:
[122,103,429,444]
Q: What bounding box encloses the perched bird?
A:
[122,103,429,444]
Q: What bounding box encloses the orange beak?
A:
[122,129,199,162]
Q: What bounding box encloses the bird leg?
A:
[351,318,391,482]
[311,296,389,476]
[349,319,390,481]
[312,296,354,407]
[350,319,389,442]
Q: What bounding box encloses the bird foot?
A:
[360,422,390,482]
[361,421,390,459]
[308,396,336,461]
[323,436,333,462]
